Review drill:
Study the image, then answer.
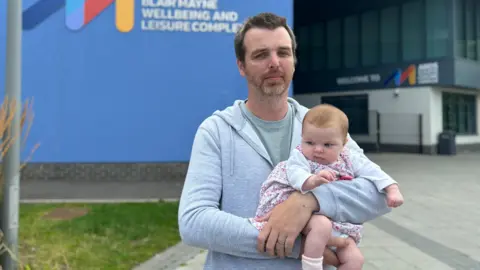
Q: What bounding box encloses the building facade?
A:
[0,0,294,180]
[2,0,477,182]
[293,0,480,154]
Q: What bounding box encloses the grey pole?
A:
[1,0,23,269]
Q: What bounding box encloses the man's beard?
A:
[249,75,289,96]
[260,84,287,96]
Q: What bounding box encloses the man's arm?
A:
[349,141,398,193]
[178,121,301,259]
[309,135,391,224]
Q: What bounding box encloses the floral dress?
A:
[249,145,363,244]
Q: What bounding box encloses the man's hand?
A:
[256,192,319,258]
[325,236,349,267]
[323,249,340,267]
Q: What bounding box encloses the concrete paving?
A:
[170,153,480,270]
[133,242,203,270]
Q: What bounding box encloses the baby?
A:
[250,104,404,270]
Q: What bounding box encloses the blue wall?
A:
[0,0,293,163]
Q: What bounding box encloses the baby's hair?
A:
[302,103,349,142]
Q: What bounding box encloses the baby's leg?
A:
[336,237,364,270]
[301,215,333,270]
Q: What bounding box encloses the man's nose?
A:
[269,54,280,68]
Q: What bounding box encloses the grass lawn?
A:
[13,201,180,270]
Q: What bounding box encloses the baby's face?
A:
[301,123,345,165]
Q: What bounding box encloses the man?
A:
[178,12,391,269]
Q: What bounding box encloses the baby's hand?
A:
[385,185,404,208]
[303,174,330,191]
[317,170,336,182]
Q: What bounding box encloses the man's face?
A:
[237,27,295,97]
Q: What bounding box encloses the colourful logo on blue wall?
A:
[23,0,242,34]
[65,0,134,32]
[383,65,416,87]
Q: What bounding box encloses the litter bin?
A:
[437,131,456,155]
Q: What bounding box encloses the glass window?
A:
[311,23,326,71]
[343,15,360,68]
[326,19,342,69]
[321,95,369,135]
[361,10,379,66]
[477,1,480,59]
[380,6,400,64]
[425,0,449,58]
[442,92,477,134]
[465,0,476,60]
[402,0,424,61]
[455,0,466,58]
[296,26,309,72]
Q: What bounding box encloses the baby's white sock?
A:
[301,255,324,270]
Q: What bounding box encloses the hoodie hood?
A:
[213,97,309,131]
[211,97,309,167]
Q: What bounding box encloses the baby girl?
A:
[250,104,404,269]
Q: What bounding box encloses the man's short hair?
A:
[234,12,297,63]
[303,104,350,142]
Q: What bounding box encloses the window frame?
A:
[442,92,477,135]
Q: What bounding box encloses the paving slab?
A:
[133,242,203,270]
[174,222,456,270]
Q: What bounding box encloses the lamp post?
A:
[2,0,23,269]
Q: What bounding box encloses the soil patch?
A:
[42,207,89,220]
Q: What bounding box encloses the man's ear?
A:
[237,59,246,77]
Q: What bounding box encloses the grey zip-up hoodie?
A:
[178,98,391,269]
